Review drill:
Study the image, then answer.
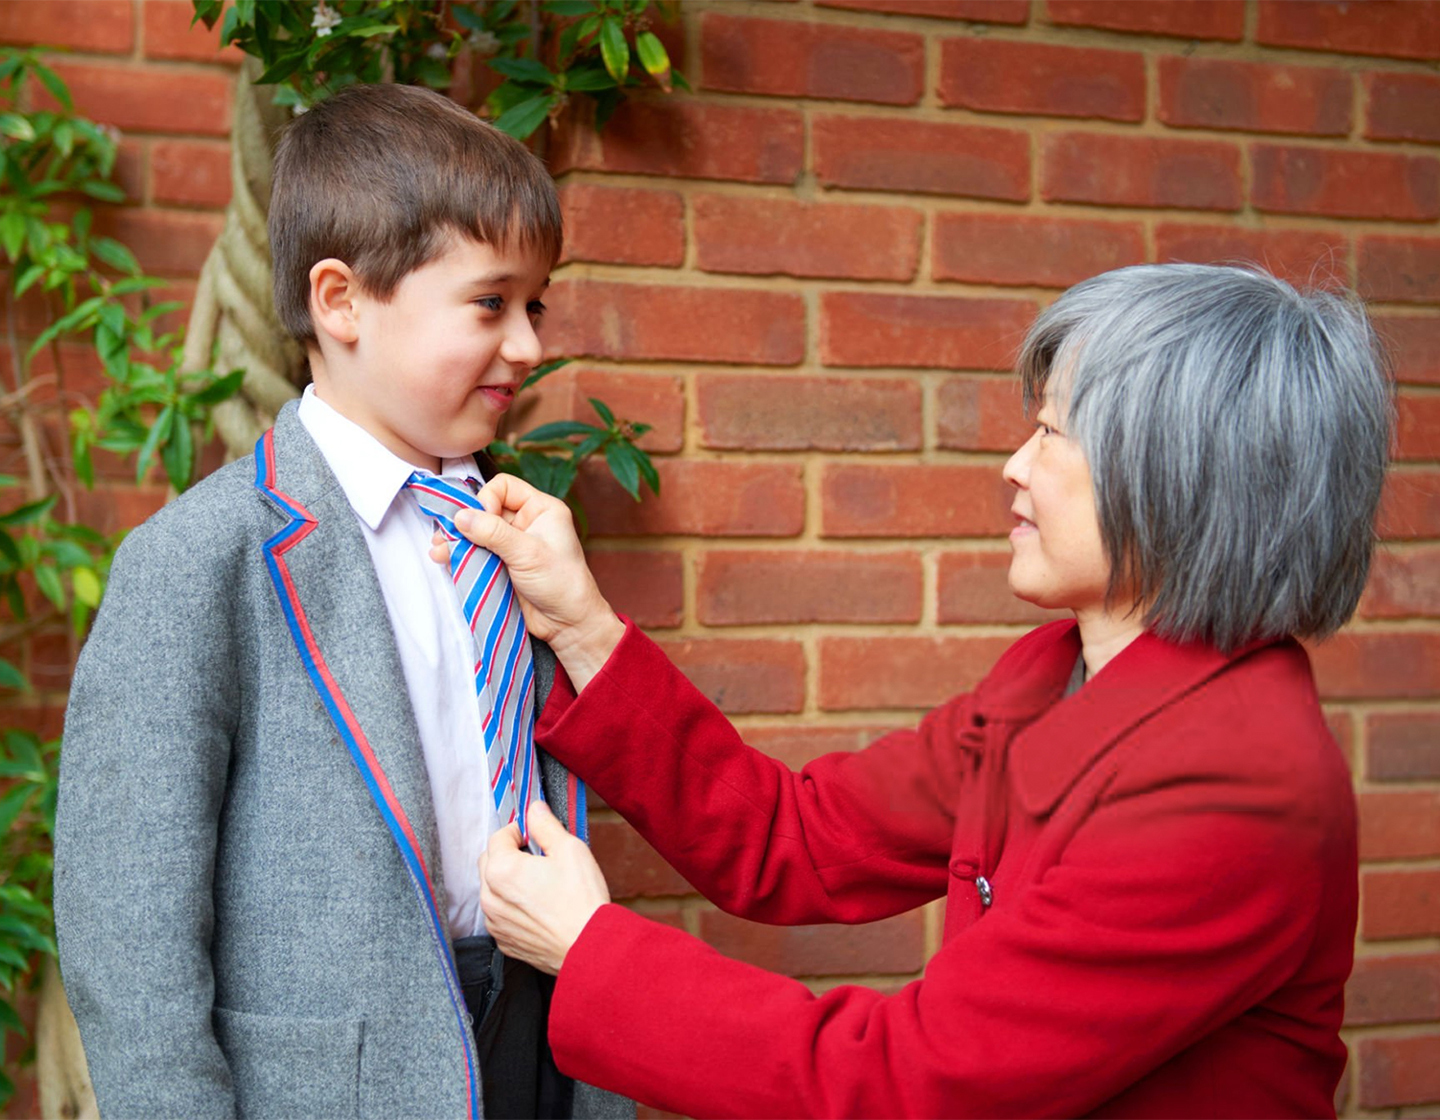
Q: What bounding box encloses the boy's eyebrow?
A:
[466,272,550,290]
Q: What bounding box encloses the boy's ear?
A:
[309,258,361,345]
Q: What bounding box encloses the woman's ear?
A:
[309,258,360,345]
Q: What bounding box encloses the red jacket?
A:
[538,619,1356,1118]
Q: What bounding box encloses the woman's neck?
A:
[1074,605,1146,680]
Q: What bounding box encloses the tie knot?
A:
[405,472,483,511]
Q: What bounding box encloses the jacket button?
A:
[976,875,993,908]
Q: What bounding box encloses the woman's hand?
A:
[479,801,610,976]
[431,473,624,689]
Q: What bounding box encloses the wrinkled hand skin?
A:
[430,473,624,691]
[479,801,610,976]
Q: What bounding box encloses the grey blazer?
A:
[54,402,631,1119]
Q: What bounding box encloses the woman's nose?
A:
[1003,430,1038,489]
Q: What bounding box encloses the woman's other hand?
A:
[431,473,624,689]
[479,801,610,976]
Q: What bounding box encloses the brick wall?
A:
[2,1,1437,1115]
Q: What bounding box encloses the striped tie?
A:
[404,472,541,844]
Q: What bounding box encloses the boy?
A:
[54,83,629,1120]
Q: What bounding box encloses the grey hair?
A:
[1019,263,1393,654]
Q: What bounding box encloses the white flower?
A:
[292,102,310,116]
[467,29,500,55]
[426,42,448,60]
[311,3,341,37]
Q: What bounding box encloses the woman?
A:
[448,264,1392,1118]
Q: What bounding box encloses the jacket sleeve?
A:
[547,747,1340,1119]
[54,513,241,1118]
[536,619,985,925]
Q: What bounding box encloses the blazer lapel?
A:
[253,402,445,895]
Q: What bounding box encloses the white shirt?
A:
[298,385,499,938]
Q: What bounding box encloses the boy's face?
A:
[327,231,550,470]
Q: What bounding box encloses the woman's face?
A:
[1002,388,1112,619]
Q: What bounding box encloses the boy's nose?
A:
[501,315,544,370]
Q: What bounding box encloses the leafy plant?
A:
[0,50,243,1105]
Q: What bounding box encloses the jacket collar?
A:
[976,620,1280,817]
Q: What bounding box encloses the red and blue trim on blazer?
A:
[252,428,481,1119]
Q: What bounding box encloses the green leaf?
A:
[13,264,45,297]
[0,211,25,261]
[0,998,22,1032]
[543,0,594,14]
[599,17,629,83]
[0,530,20,567]
[0,495,57,529]
[33,564,64,611]
[193,0,224,30]
[635,31,670,89]
[635,445,659,496]
[0,113,35,142]
[562,65,616,92]
[188,367,245,407]
[90,236,140,275]
[491,92,558,140]
[161,413,194,492]
[520,357,571,391]
[255,50,306,86]
[0,659,26,691]
[79,180,126,203]
[588,396,617,427]
[519,420,603,443]
[488,57,555,85]
[604,439,641,500]
[135,403,175,483]
[71,567,102,609]
[41,539,91,569]
[452,4,486,31]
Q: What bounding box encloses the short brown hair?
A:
[269,83,562,342]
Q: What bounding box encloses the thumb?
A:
[453,507,529,566]
[525,800,569,854]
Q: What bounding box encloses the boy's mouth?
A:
[479,384,517,410]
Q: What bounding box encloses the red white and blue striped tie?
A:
[404,472,541,844]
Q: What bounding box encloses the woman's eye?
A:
[475,296,504,313]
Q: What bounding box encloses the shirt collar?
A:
[296,384,478,531]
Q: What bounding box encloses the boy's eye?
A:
[475,296,504,313]
[527,300,547,320]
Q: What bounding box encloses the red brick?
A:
[1368,711,1440,781]
[1359,791,1440,861]
[1347,953,1440,1026]
[591,819,691,898]
[70,483,168,535]
[0,0,132,53]
[1359,236,1440,305]
[1257,1,1440,62]
[1309,631,1440,699]
[937,550,1067,625]
[815,0,1029,22]
[1357,1032,1440,1109]
[1153,223,1350,289]
[697,373,921,452]
[654,637,805,714]
[697,549,923,625]
[558,184,684,268]
[89,207,222,278]
[150,139,231,209]
[1379,469,1440,539]
[1360,546,1440,619]
[1365,868,1440,940]
[26,628,76,693]
[40,61,232,137]
[506,367,684,453]
[699,908,925,976]
[1047,0,1243,40]
[552,100,803,185]
[745,724,901,771]
[0,705,65,740]
[112,139,146,205]
[820,292,1035,371]
[821,464,1014,538]
[934,213,1145,289]
[1367,72,1440,143]
[1042,133,1242,212]
[693,194,920,281]
[586,549,683,630]
[1158,56,1351,137]
[938,38,1143,122]
[935,376,1031,452]
[701,14,922,106]
[1376,315,1440,386]
[142,0,244,64]
[1324,709,1355,771]
[545,280,805,366]
[573,459,804,538]
[1397,392,1440,462]
[820,635,1015,710]
[1253,145,1440,223]
[813,114,1030,201]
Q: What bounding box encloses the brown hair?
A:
[268,83,562,342]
